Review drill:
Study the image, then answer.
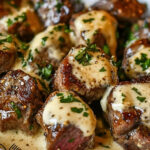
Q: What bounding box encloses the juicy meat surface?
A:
[0,70,43,134]
[92,0,146,22]
[106,79,150,150]
[54,46,118,103]
[31,0,73,27]
[36,91,96,150]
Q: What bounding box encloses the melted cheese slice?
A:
[111,83,150,128]
[43,91,96,137]
[68,47,117,89]
[70,10,117,56]
[126,45,150,78]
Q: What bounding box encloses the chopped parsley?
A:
[133,24,139,31]
[83,112,89,117]
[0,35,12,45]
[54,25,63,31]
[6,0,18,8]
[83,18,95,23]
[29,125,33,130]
[137,96,146,102]
[20,42,29,51]
[132,87,141,95]
[75,39,99,66]
[10,102,22,119]
[7,18,13,27]
[6,12,27,27]
[41,36,48,46]
[27,50,33,62]
[101,16,106,21]
[35,2,43,10]
[103,45,110,55]
[57,93,80,103]
[68,138,75,143]
[71,107,83,113]
[122,93,126,102]
[38,64,53,81]
[55,0,63,12]
[75,49,92,66]
[125,32,137,47]
[135,53,150,71]
[59,36,65,43]
[99,67,106,72]
[17,52,27,67]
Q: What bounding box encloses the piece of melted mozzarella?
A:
[125,44,150,78]
[13,23,72,80]
[42,91,96,137]
[109,82,150,128]
[68,47,118,89]
[70,10,117,56]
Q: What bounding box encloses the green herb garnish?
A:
[103,45,110,55]
[71,107,83,113]
[7,18,13,27]
[10,102,22,119]
[38,64,53,81]
[99,67,106,72]
[27,50,33,62]
[20,42,29,51]
[68,138,75,143]
[59,36,65,43]
[137,96,146,102]
[83,112,89,117]
[135,53,150,71]
[55,0,63,12]
[132,87,141,95]
[57,93,80,103]
[83,18,95,23]
[122,93,126,102]
[41,36,48,46]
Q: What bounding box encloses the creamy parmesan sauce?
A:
[127,45,150,78]
[70,10,117,56]
[111,83,150,127]
[43,91,96,137]
[101,86,114,113]
[68,47,117,89]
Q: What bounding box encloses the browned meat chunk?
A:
[122,19,150,79]
[0,70,43,134]
[31,0,73,27]
[105,79,150,150]
[92,0,146,22]
[70,10,118,56]
[0,34,17,74]
[7,10,44,42]
[54,45,118,103]
[36,91,96,150]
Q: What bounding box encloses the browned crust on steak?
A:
[107,79,150,150]
[36,91,94,150]
[0,70,43,134]
[92,0,146,22]
[54,51,110,102]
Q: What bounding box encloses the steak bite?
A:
[31,0,73,27]
[54,45,118,103]
[122,19,150,79]
[0,70,43,134]
[92,0,146,22]
[105,79,150,150]
[36,91,96,150]
[70,10,118,56]
[0,33,17,74]
[0,7,43,42]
